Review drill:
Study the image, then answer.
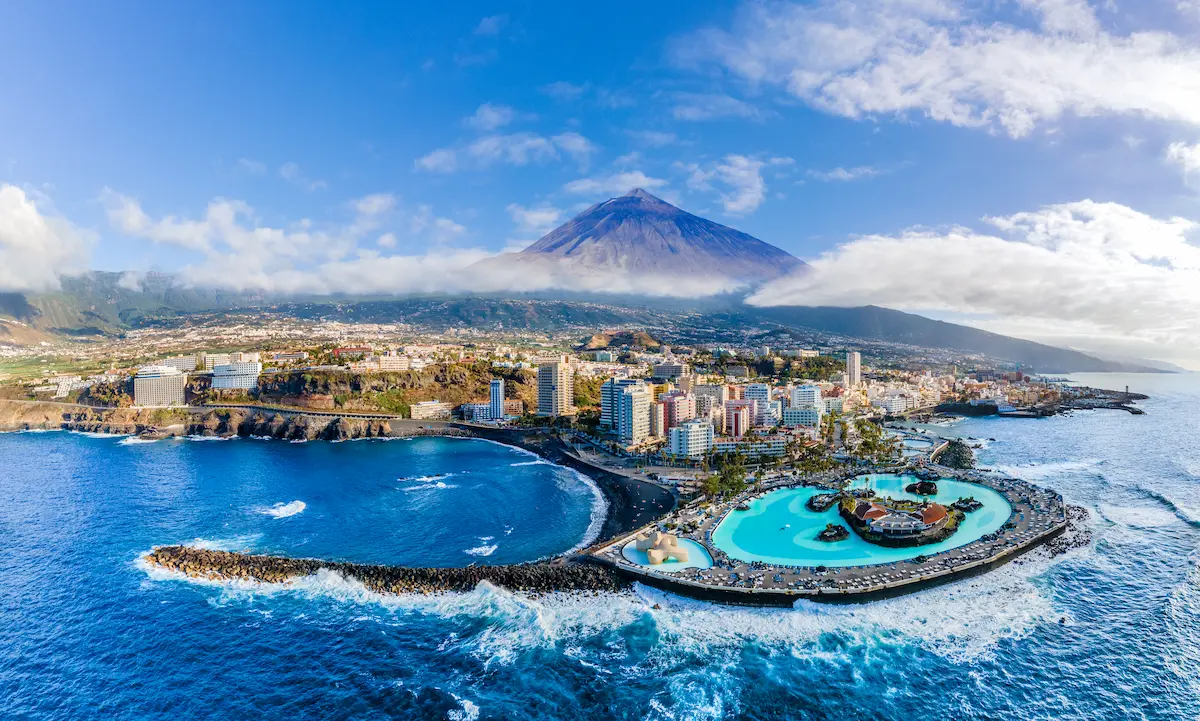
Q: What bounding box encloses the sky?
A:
[5,1,1200,365]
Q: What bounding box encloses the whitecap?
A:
[400,481,458,492]
[70,430,128,439]
[464,544,498,557]
[399,473,454,483]
[259,500,307,518]
[118,436,159,445]
[510,460,549,467]
[448,695,480,721]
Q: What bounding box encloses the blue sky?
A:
[6,1,1200,364]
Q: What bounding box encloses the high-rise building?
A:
[649,402,665,438]
[489,378,505,420]
[537,355,574,417]
[202,353,232,371]
[791,384,822,409]
[668,419,714,459]
[694,383,730,406]
[783,406,822,428]
[661,392,697,431]
[617,384,651,446]
[744,383,772,426]
[600,378,642,428]
[846,351,862,388]
[724,401,752,438]
[133,365,187,407]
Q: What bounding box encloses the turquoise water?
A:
[621,537,714,571]
[710,474,1011,567]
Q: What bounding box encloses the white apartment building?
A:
[791,384,822,409]
[211,361,262,390]
[649,402,665,438]
[133,365,187,407]
[410,400,452,420]
[652,362,690,381]
[377,355,412,371]
[161,355,197,372]
[202,353,232,371]
[668,419,714,459]
[783,406,822,428]
[537,355,574,417]
[712,435,787,459]
[617,384,651,446]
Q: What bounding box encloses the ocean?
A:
[1,372,1197,720]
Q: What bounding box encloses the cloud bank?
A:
[675,0,1200,137]
[748,199,1200,362]
[0,185,91,293]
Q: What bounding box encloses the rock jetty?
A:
[144,545,629,595]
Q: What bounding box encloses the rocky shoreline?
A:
[144,545,629,595]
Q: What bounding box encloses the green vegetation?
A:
[782,356,845,382]
[573,375,604,409]
[701,454,748,499]
[850,419,902,464]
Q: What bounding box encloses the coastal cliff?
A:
[144,545,629,595]
[0,399,424,441]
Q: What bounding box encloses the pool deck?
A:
[587,461,1068,605]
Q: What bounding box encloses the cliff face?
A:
[255,366,537,414]
[0,399,422,441]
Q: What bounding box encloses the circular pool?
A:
[621,537,714,572]
[710,474,1012,568]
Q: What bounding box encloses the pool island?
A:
[589,465,1078,605]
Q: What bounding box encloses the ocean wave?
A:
[510,460,549,467]
[70,430,129,439]
[184,435,236,442]
[179,534,263,552]
[400,481,458,492]
[561,467,609,554]
[399,473,454,483]
[992,459,1101,481]
[448,695,480,721]
[464,544,498,557]
[1131,487,1200,528]
[118,436,159,445]
[465,436,542,461]
[260,500,307,518]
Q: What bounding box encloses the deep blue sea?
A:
[2,373,1199,720]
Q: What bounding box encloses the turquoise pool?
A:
[621,537,714,572]
[710,473,1012,568]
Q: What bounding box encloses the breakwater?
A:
[144,545,630,595]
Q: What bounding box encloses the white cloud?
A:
[748,198,1200,363]
[117,271,143,292]
[682,154,788,214]
[414,148,458,173]
[463,103,518,131]
[278,162,327,191]
[506,203,564,235]
[626,130,679,147]
[807,165,882,182]
[416,132,598,173]
[671,92,764,122]
[541,81,589,101]
[1166,140,1200,181]
[0,184,91,292]
[563,171,669,196]
[675,0,1200,138]
[236,158,266,175]
[474,15,508,36]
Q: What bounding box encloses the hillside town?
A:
[3,330,1106,469]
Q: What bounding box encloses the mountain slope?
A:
[748,304,1160,373]
[494,188,806,283]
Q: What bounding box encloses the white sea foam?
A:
[289,438,308,444]
[464,544,498,557]
[260,500,307,518]
[510,460,549,467]
[184,434,235,442]
[70,430,128,439]
[180,534,263,552]
[561,467,609,554]
[400,481,457,492]
[400,473,454,483]
[448,695,480,721]
[993,459,1100,481]
[118,436,159,445]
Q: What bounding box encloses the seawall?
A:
[144,545,630,595]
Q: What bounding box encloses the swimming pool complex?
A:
[710,474,1012,568]
[621,537,714,571]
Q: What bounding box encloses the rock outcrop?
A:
[144,545,629,595]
